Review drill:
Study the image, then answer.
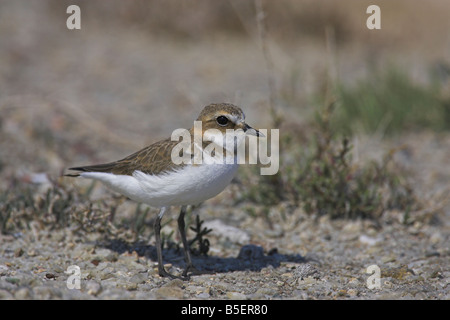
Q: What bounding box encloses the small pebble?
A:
[154,286,184,299]
[14,248,24,257]
[347,289,358,297]
[86,281,102,296]
[226,292,247,300]
[129,273,147,284]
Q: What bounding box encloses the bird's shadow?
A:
[98,238,309,274]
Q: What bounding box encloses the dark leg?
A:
[178,205,200,277]
[154,207,177,278]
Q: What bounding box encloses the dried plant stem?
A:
[254,0,281,127]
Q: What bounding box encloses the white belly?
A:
[79,163,239,207]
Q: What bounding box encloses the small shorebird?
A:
[66,103,262,279]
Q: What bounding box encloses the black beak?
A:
[244,123,264,137]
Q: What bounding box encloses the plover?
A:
[66,103,262,278]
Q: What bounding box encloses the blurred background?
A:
[0,0,449,223]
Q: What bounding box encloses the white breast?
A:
[79,163,239,208]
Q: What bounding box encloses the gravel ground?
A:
[0,186,448,300]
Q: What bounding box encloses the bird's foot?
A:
[182,264,202,278]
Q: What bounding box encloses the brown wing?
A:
[67,138,185,177]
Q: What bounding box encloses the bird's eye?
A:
[216,116,229,126]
